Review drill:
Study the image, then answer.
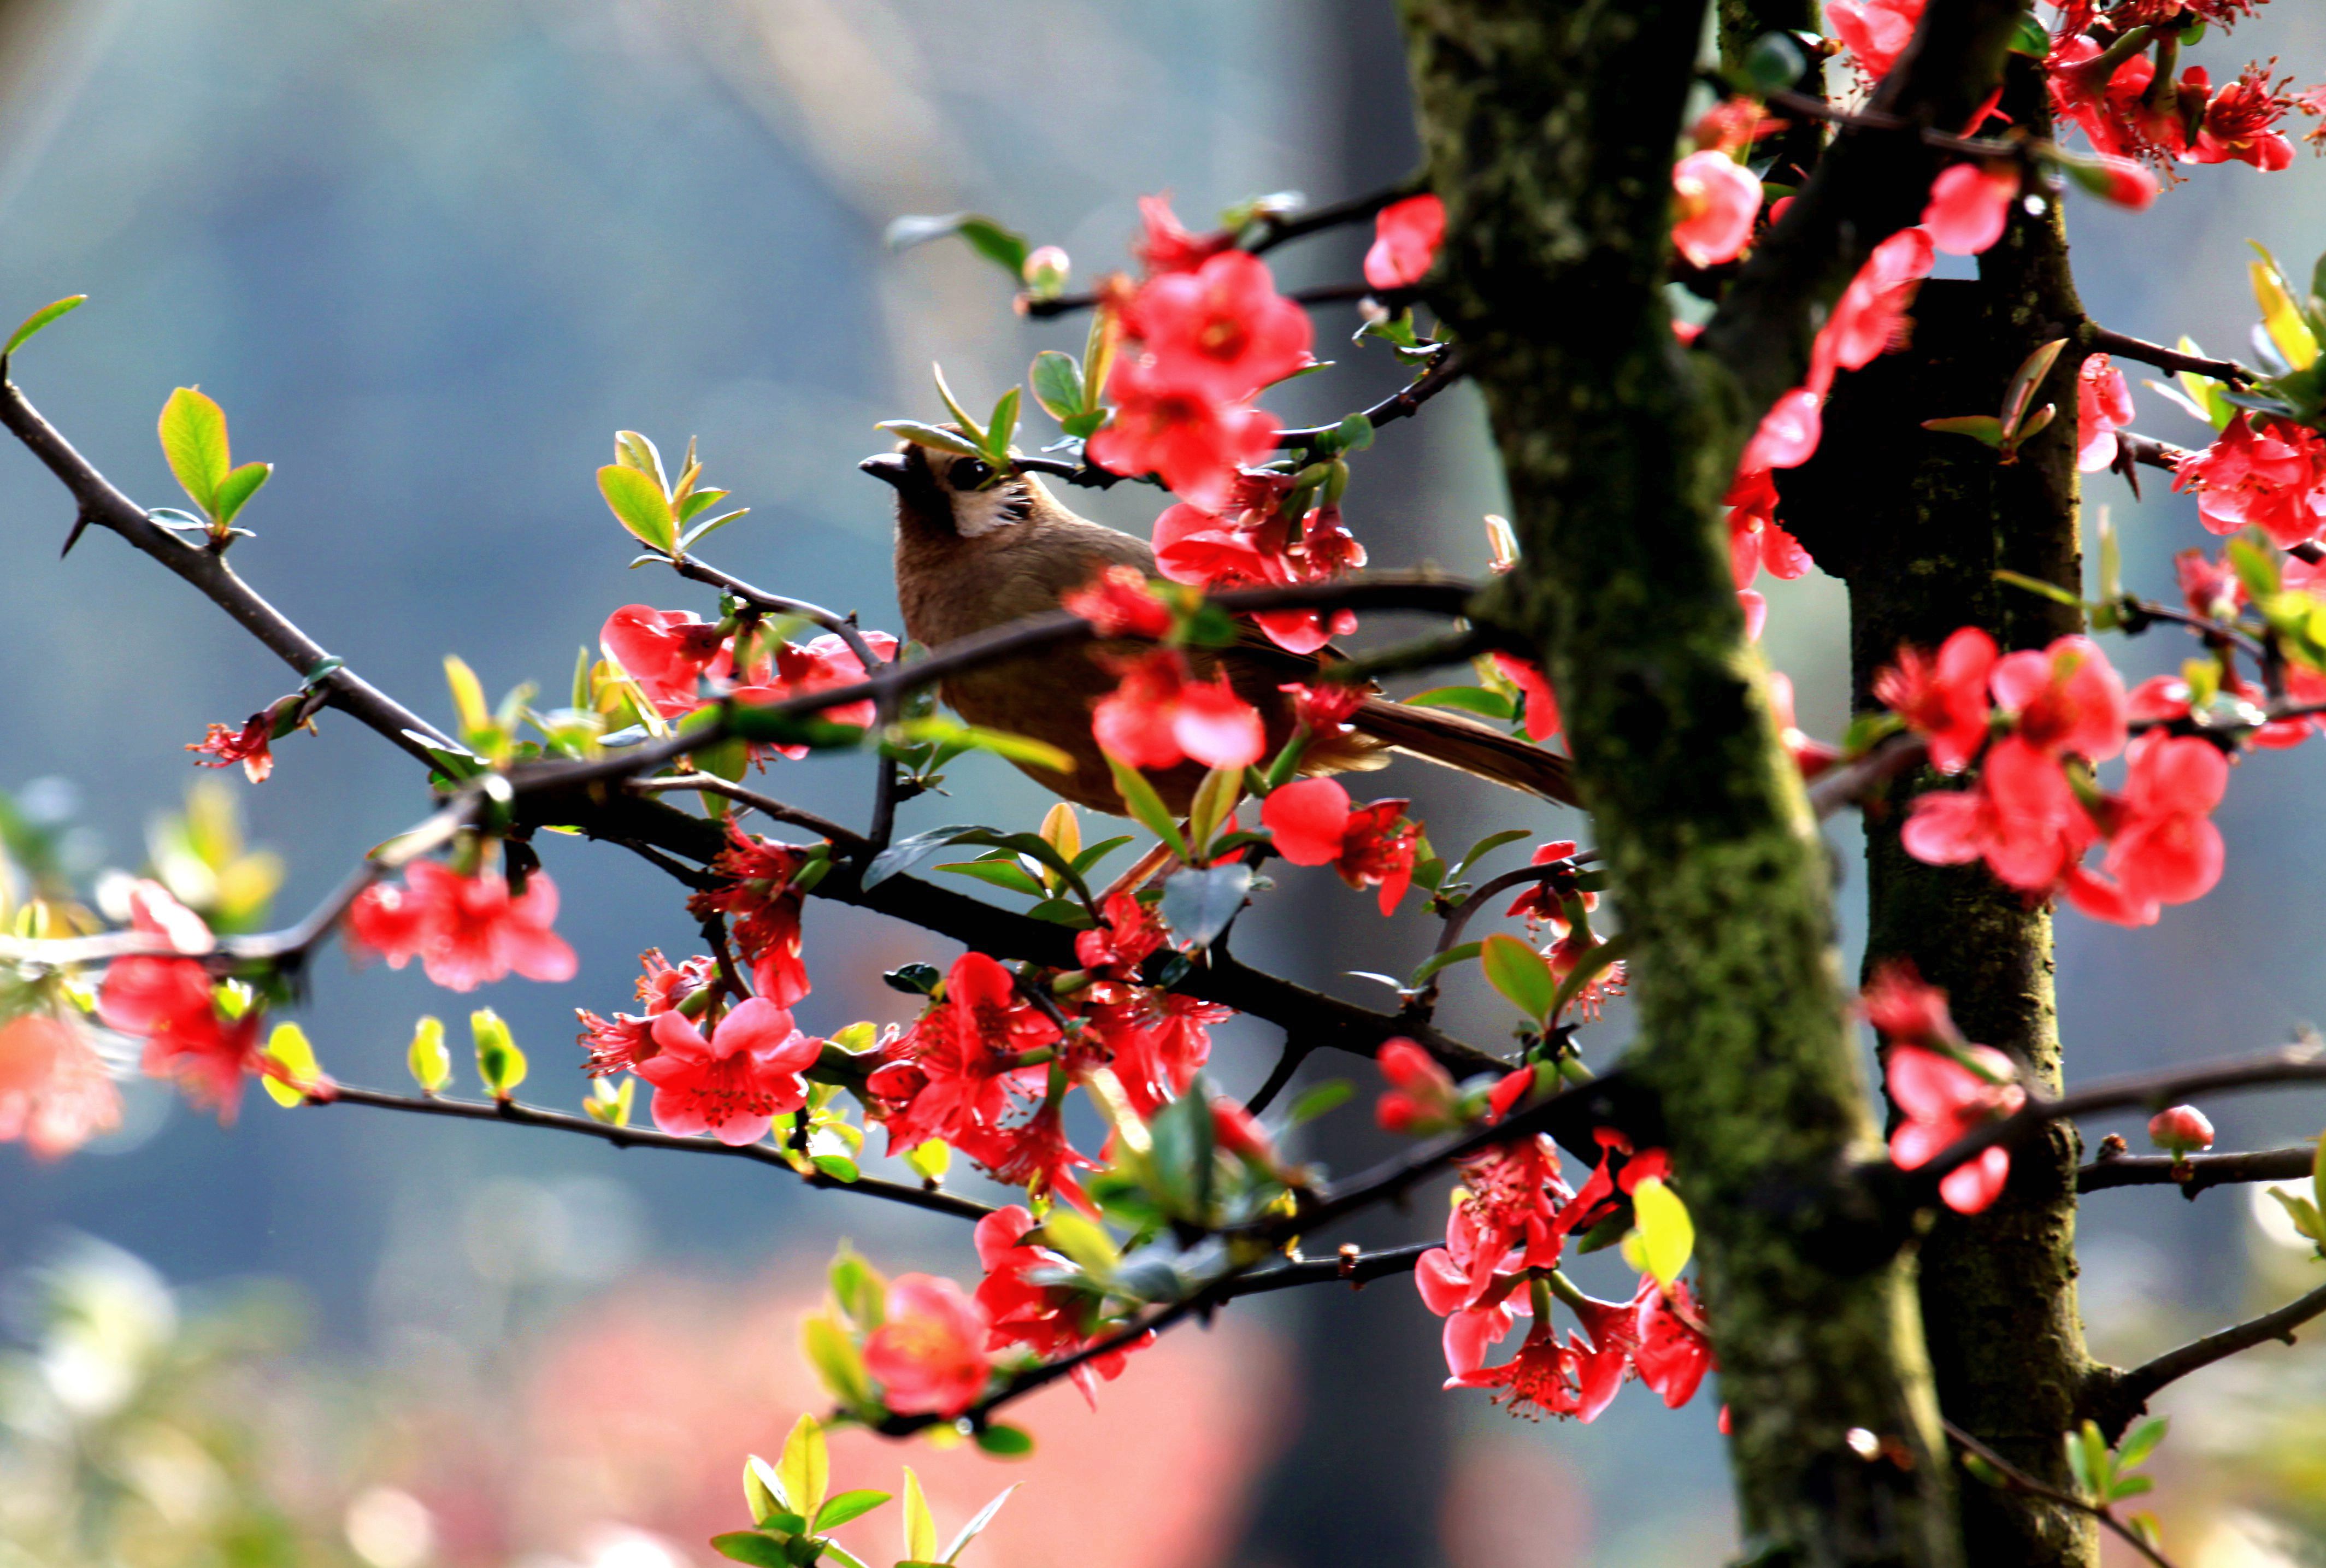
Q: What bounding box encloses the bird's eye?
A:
[951,456,993,490]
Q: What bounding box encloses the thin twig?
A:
[1277,346,1468,451]
[1244,1042,1315,1117]
[2078,1143,2320,1196]
[2084,1278,2326,1445]
[1940,1419,2181,1568]
[2083,326,2253,385]
[660,555,886,678]
[310,1083,994,1222]
[627,775,867,850]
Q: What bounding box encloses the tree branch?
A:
[626,775,868,851]
[2081,326,2252,385]
[1275,345,1469,451]
[2083,1277,2326,1443]
[309,1083,994,1222]
[2078,1143,2321,1196]
[0,375,456,767]
[1939,1419,2182,1568]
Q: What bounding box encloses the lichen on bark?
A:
[1397,2,1961,1562]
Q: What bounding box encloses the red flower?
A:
[1633,1279,1715,1408]
[691,823,811,1006]
[2081,734,2229,922]
[0,1012,121,1159]
[1364,194,1446,290]
[2076,354,2136,473]
[2172,412,2326,549]
[1860,961,1957,1045]
[1132,250,1312,404]
[1769,672,1841,779]
[1487,652,1562,742]
[1074,892,1167,977]
[1725,466,1813,587]
[1923,162,2019,256]
[573,949,717,1076]
[347,861,578,993]
[1090,991,1225,1119]
[186,713,274,783]
[1151,475,1367,654]
[1376,1038,1460,1134]
[1991,635,2127,761]
[1901,735,2098,893]
[1090,648,1267,772]
[635,997,821,1146]
[952,1099,1101,1214]
[1546,932,1629,1021]
[974,1205,1150,1405]
[1262,778,1420,914]
[1282,681,1364,735]
[1063,565,1173,640]
[1506,841,1591,931]
[1883,1038,2026,1215]
[1450,1316,1585,1419]
[1872,626,1998,774]
[600,605,728,716]
[97,881,264,1119]
[1740,387,1824,471]
[2187,62,2296,170]
[1088,353,1279,510]
[1828,0,1924,78]
[864,1274,993,1419]
[867,952,1060,1156]
[1133,194,1232,276]
[1671,151,1762,269]
[1809,227,1935,396]
[737,630,897,739]
[2148,1104,2216,1155]
[2175,548,2243,622]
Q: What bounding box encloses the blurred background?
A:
[1,2,2324,1565]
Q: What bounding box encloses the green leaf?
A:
[2002,338,2068,434]
[862,824,982,889]
[212,461,273,528]
[1628,1175,1694,1289]
[1993,570,2084,608]
[598,463,675,553]
[813,1490,892,1533]
[1144,1084,1217,1223]
[828,1245,887,1328]
[800,1312,875,1407]
[1160,862,1252,951]
[582,1075,635,1127]
[406,1015,450,1092]
[1038,1208,1120,1278]
[777,1414,828,1526]
[1029,350,1085,422]
[614,429,669,489]
[875,420,984,458]
[260,1022,321,1108]
[1405,685,1515,720]
[1479,933,1559,1025]
[1285,1079,1352,1126]
[679,508,750,553]
[4,294,86,358]
[2005,11,2050,57]
[2107,1474,2155,1502]
[1333,412,1375,452]
[1447,828,1533,883]
[2227,534,2282,601]
[1186,765,1243,857]
[745,1454,786,1526]
[1922,414,2006,449]
[727,705,867,750]
[937,859,1049,898]
[984,387,1020,462]
[158,386,232,517]
[884,213,1032,279]
[1741,28,1807,90]
[711,1532,793,1567]
[889,716,1072,774]
[1409,939,1483,987]
[944,1483,1021,1558]
[1071,835,1135,876]
[811,1153,859,1182]
[2251,246,2320,371]
[1106,755,1190,861]
[931,364,986,445]
[471,1007,526,1099]
[2115,1416,2168,1474]
[902,1468,939,1565]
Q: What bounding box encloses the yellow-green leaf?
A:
[471,1008,526,1099]
[1039,1209,1120,1279]
[1104,754,1189,861]
[903,1467,938,1564]
[444,656,491,738]
[158,386,232,517]
[2251,250,2320,370]
[584,1075,634,1127]
[261,1022,320,1107]
[800,1312,874,1407]
[1629,1175,1695,1289]
[904,1139,950,1181]
[213,461,272,528]
[4,294,86,358]
[776,1413,828,1525]
[407,1015,450,1092]
[1038,801,1080,863]
[598,462,676,552]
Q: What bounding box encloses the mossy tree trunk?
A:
[1780,56,2102,1568]
[1396,3,1968,1563]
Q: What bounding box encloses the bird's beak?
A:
[858,452,910,489]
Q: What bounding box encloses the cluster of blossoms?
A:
[349,859,578,992]
[1877,630,2232,926]
[2174,411,2326,548]
[599,603,896,756]
[0,1009,120,1157]
[1501,841,1629,1021]
[1376,1043,1712,1422]
[1064,567,1269,774]
[93,881,267,1117]
[1862,964,2027,1214]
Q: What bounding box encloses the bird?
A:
[861,440,1577,816]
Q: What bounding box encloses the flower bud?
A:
[2148,1104,2215,1157]
[1022,244,1070,296]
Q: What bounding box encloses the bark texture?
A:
[1781,57,2102,1568]
[1397,4,1959,1563]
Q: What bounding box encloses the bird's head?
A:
[859,439,1041,541]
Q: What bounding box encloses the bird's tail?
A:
[1347,699,1580,807]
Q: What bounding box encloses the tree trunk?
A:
[1780,57,2103,1568]
[1397,4,1959,1564]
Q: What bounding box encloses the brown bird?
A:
[861,442,1576,816]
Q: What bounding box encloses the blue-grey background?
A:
[3,2,2325,1564]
